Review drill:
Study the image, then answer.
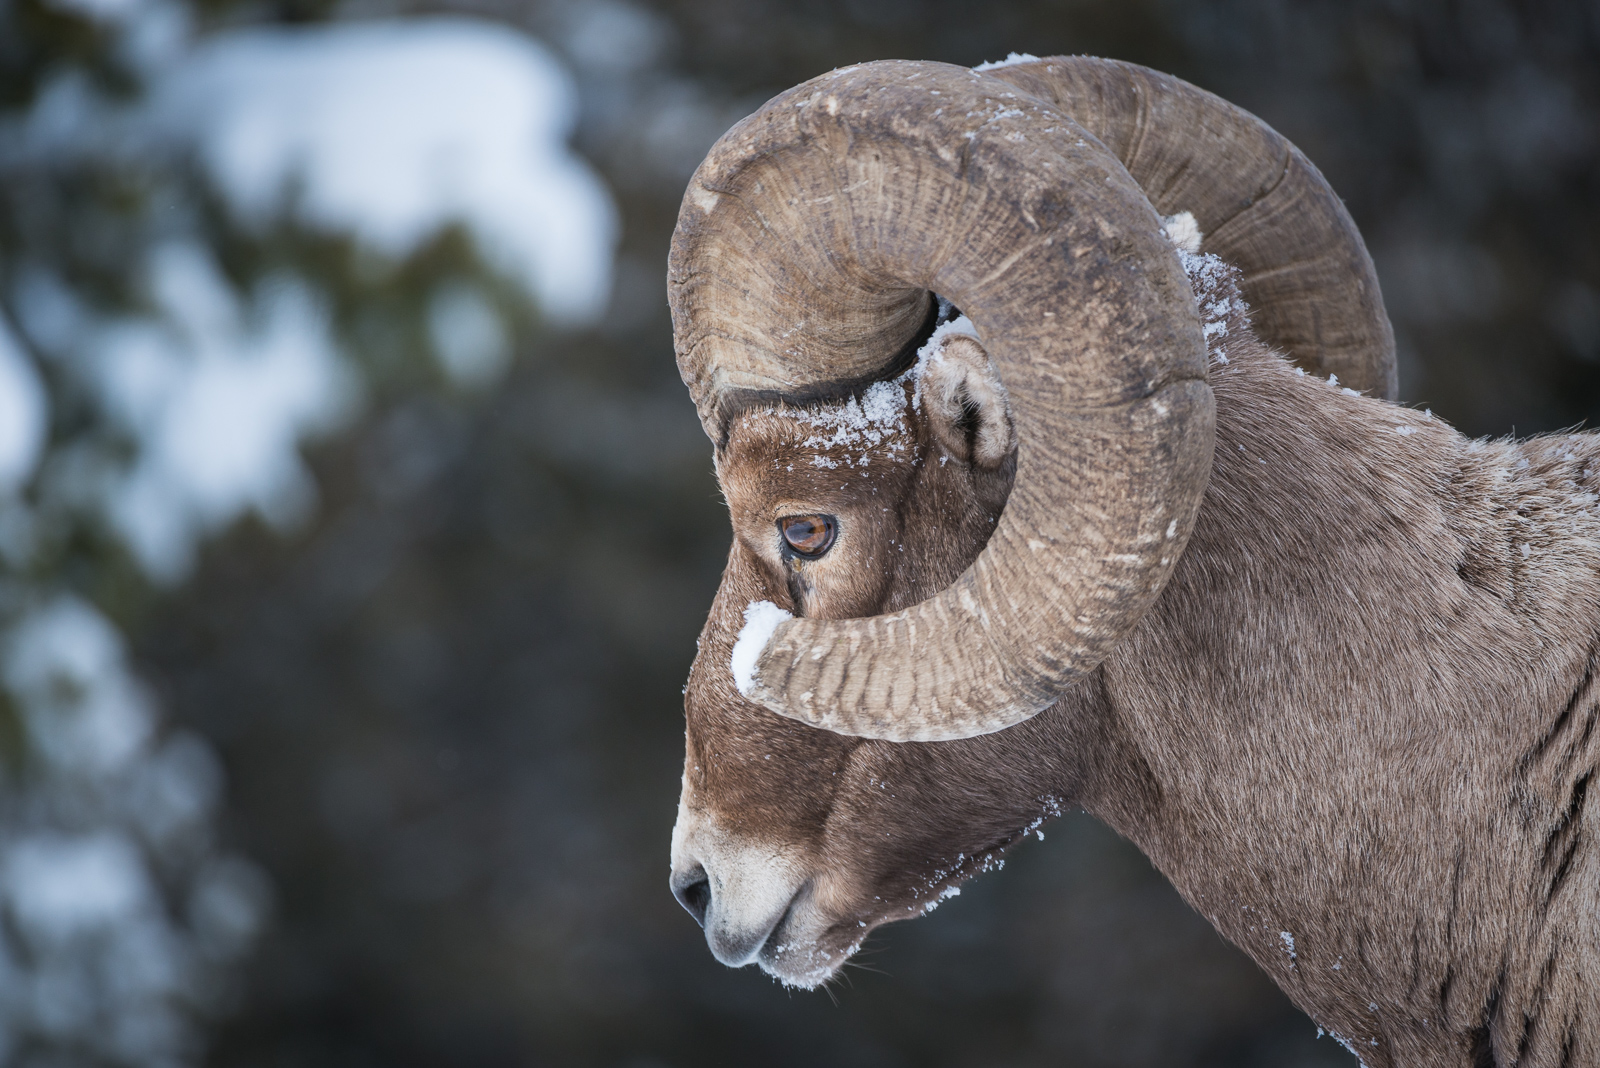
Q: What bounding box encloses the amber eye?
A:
[779,514,837,559]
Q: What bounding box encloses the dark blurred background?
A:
[0,0,1597,1065]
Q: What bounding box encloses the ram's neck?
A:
[1085,345,1600,1066]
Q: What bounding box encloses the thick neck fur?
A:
[683,264,1600,1064]
[1086,326,1600,1067]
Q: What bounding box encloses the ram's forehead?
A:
[722,380,920,468]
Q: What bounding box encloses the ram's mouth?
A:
[752,876,899,990]
[755,887,842,989]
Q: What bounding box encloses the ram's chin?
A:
[754,917,868,989]
[753,882,975,988]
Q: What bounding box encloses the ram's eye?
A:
[779,514,836,558]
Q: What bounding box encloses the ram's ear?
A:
[921,335,1016,469]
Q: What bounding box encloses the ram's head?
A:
[666,57,1395,988]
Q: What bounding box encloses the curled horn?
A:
[986,57,1395,398]
[670,57,1385,742]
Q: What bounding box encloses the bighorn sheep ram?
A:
[666,56,1599,1067]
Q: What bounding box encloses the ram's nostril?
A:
[673,872,712,927]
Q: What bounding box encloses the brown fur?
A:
[677,266,1600,1066]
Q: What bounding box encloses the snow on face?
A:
[791,379,912,470]
[777,310,980,472]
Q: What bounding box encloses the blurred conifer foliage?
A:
[3,0,1597,1066]
[0,0,615,1063]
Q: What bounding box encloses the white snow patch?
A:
[1020,795,1064,841]
[1327,1030,1371,1068]
[794,377,913,458]
[922,882,962,913]
[766,307,981,469]
[3,596,154,774]
[94,243,355,582]
[787,313,978,467]
[1174,243,1247,367]
[973,53,1040,71]
[731,600,792,696]
[0,311,47,494]
[1161,211,1203,254]
[918,313,979,363]
[154,18,617,324]
[906,311,980,409]
[5,832,153,943]
[916,796,1060,911]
